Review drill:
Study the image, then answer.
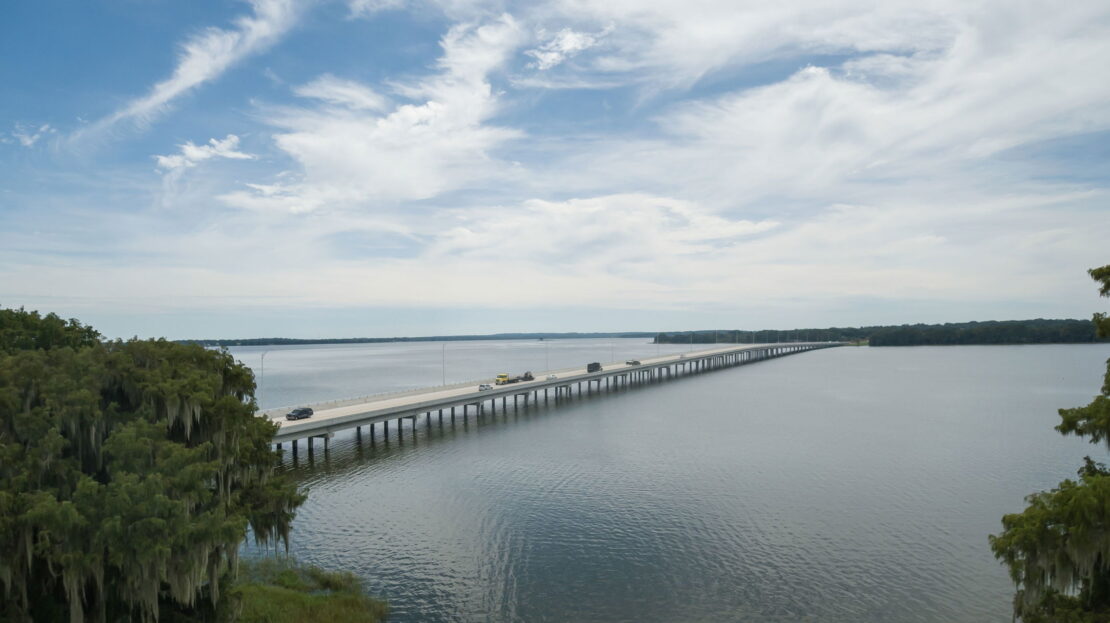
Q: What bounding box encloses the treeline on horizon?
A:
[181,331,657,347]
[653,318,1107,346]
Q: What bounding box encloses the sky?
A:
[1,0,1108,339]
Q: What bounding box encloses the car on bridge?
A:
[625,360,641,365]
[478,383,493,391]
[546,374,557,380]
[285,407,314,421]
[587,362,602,373]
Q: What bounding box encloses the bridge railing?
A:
[258,343,831,417]
[259,361,596,417]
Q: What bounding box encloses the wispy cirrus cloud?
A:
[543,0,962,88]
[346,0,404,17]
[9,123,56,147]
[293,74,391,111]
[80,0,301,138]
[222,13,526,212]
[559,3,1110,207]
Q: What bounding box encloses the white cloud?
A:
[544,0,963,88]
[516,1,1110,216]
[347,0,405,17]
[203,1,1110,315]
[10,123,55,147]
[293,74,391,111]
[7,0,1110,333]
[86,0,300,133]
[224,13,525,212]
[6,186,1105,321]
[525,25,611,70]
[434,193,776,268]
[154,135,254,172]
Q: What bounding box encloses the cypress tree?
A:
[991,266,1110,621]
[0,309,303,622]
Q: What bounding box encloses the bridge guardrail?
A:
[258,343,840,417]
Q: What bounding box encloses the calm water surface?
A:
[234,340,1110,622]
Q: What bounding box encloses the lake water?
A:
[234,340,1110,622]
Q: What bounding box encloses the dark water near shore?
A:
[235,340,1110,622]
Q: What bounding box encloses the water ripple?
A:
[241,343,1110,623]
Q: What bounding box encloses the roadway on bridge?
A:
[262,343,793,436]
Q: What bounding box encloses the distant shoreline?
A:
[178,318,1109,348]
[178,332,658,347]
[654,318,1106,347]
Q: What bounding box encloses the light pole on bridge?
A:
[259,351,269,408]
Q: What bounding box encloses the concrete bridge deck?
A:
[262,342,841,451]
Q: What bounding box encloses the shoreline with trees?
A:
[178,319,1108,350]
[653,318,1106,347]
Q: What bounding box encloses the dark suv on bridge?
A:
[285,407,314,421]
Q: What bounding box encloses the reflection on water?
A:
[237,341,1110,622]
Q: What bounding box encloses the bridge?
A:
[261,342,841,454]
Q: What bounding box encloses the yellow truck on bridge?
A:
[495,371,535,385]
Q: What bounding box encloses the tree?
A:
[0,308,100,353]
[991,266,1110,621]
[0,309,303,622]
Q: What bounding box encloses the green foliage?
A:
[0,307,100,353]
[652,319,1105,346]
[0,308,304,623]
[992,266,1110,621]
[1010,590,1110,623]
[1091,267,1110,341]
[1091,267,1110,300]
[990,460,1110,616]
[1057,395,1110,449]
[869,319,1103,346]
[654,327,873,344]
[231,558,387,623]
